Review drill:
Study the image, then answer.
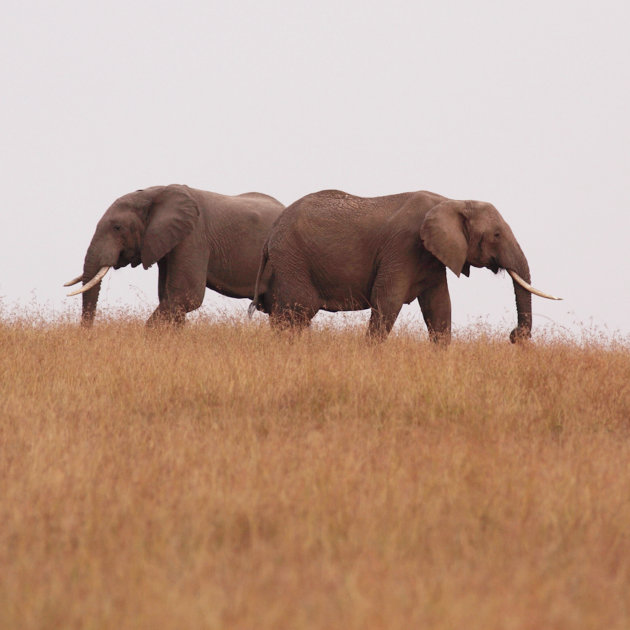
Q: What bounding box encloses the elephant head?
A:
[420,199,560,342]
[65,184,200,326]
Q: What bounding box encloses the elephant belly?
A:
[319,287,372,312]
[320,300,371,313]
[206,273,253,300]
[320,278,423,312]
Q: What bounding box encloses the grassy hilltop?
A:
[1,317,629,629]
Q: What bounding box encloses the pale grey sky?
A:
[1,0,629,338]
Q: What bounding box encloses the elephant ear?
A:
[419,201,469,277]
[141,185,200,268]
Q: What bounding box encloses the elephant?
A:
[249,189,560,343]
[65,184,284,326]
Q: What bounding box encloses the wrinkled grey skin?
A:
[250,189,533,344]
[78,185,284,326]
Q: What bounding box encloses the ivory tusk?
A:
[63,274,83,287]
[507,269,562,300]
[67,266,111,296]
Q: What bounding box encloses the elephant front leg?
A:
[417,275,451,345]
[367,277,405,341]
[147,301,189,327]
[146,250,207,327]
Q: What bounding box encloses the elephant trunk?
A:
[74,228,125,326]
[79,236,117,326]
[513,277,533,340]
[508,251,532,342]
[81,256,103,327]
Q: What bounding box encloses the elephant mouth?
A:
[488,258,500,274]
[114,250,141,269]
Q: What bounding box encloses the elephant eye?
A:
[494,231,500,239]
[113,224,122,231]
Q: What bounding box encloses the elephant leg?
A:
[367,276,404,341]
[269,305,316,332]
[147,249,207,327]
[417,275,451,344]
[367,304,403,340]
[267,274,320,332]
[147,304,187,327]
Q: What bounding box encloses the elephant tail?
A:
[248,241,269,318]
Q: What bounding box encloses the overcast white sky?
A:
[1,0,629,339]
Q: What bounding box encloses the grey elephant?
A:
[65,184,284,326]
[249,189,560,343]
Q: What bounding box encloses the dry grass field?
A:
[1,313,629,629]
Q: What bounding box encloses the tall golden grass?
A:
[1,313,629,629]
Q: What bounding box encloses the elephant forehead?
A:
[108,189,156,213]
[470,201,501,218]
[469,204,506,229]
[98,208,141,230]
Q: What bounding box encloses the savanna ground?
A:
[1,310,630,630]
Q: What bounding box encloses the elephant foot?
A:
[146,308,187,328]
[426,328,451,347]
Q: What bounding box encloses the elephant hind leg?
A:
[269,303,317,332]
[267,274,321,332]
